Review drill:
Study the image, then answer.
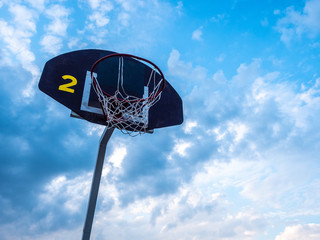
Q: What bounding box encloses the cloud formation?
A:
[275,224,320,240]
[41,4,70,55]
[0,3,40,99]
[276,0,320,44]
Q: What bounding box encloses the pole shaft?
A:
[82,127,115,240]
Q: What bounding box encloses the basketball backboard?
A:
[39,49,183,131]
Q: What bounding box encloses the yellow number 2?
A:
[59,75,77,93]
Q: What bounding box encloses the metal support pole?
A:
[82,127,115,240]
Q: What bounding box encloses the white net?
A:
[92,56,164,136]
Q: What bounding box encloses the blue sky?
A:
[1,0,320,239]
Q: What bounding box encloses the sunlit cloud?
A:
[275,224,320,240]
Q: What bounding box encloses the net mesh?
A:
[92,56,164,136]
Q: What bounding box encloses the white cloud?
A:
[192,27,203,41]
[93,164,266,240]
[195,153,320,216]
[82,0,114,44]
[208,121,248,153]
[228,122,248,143]
[0,221,82,240]
[172,139,192,157]
[183,120,198,134]
[0,4,40,99]
[212,69,227,85]
[1,4,36,49]
[276,0,320,44]
[84,123,105,136]
[89,11,110,27]
[0,48,14,67]
[275,224,320,240]
[168,50,320,174]
[87,0,113,18]
[79,0,175,49]
[168,138,193,160]
[26,0,47,10]
[88,0,113,10]
[167,50,320,215]
[115,0,138,12]
[170,49,320,155]
[167,49,207,88]
[40,35,63,55]
[9,148,317,240]
[109,145,127,168]
[88,0,101,9]
[45,4,70,36]
[217,210,267,239]
[40,4,70,54]
[9,4,37,32]
[67,37,88,49]
[39,174,91,214]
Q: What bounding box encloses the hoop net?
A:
[91,54,165,136]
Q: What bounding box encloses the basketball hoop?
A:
[90,53,166,136]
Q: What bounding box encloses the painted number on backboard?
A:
[59,75,77,93]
